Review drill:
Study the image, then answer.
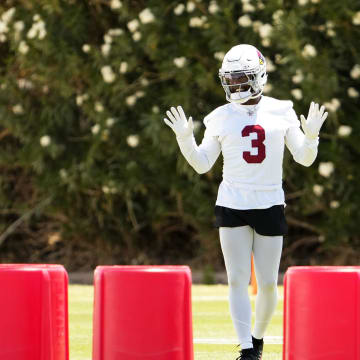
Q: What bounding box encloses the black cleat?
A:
[236,347,258,360]
[252,336,264,360]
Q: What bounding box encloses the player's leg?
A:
[252,231,283,340]
[219,226,254,349]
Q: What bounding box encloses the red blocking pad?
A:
[283,266,360,360]
[92,265,194,360]
[0,264,69,360]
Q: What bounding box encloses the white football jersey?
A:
[176,96,319,210]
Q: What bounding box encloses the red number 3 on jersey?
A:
[241,125,266,163]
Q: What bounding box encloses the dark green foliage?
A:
[0,0,359,269]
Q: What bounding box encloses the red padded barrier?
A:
[283,266,360,360]
[0,264,69,360]
[92,265,194,360]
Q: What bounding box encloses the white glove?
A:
[300,102,328,140]
[164,106,194,139]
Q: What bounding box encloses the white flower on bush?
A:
[326,28,335,37]
[350,64,360,79]
[127,19,140,33]
[261,38,270,47]
[258,23,272,39]
[82,44,91,53]
[102,185,117,194]
[313,184,324,196]
[208,1,219,14]
[0,34,7,43]
[298,0,308,5]
[189,16,207,27]
[132,31,141,41]
[353,11,360,25]
[18,79,33,89]
[91,124,100,135]
[108,28,123,36]
[324,98,340,112]
[187,2,196,12]
[127,135,139,148]
[174,4,185,15]
[101,43,111,57]
[76,94,89,106]
[214,52,225,61]
[174,57,186,68]
[337,125,352,137]
[119,62,128,74]
[0,19,9,36]
[13,20,24,41]
[265,58,276,72]
[18,41,29,54]
[101,65,116,83]
[318,162,334,178]
[238,15,252,27]
[126,95,137,107]
[292,70,304,84]
[104,34,112,44]
[1,7,16,24]
[347,87,359,98]
[272,10,283,25]
[135,91,145,99]
[12,104,24,114]
[141,78,149,86]
[291,88,303,100]
[302,44,317,58]
[252,20,263,33]
[40,135,51,147]
[152,105,160,114]
[330,200,339,209]
[243,3,255,12]
[139,8,155,24]
[27,16,46,40]
[95,102,104,113]
[106,118,116,127]
[59,169,68,180]
[263,83,273,94]
[110,0,122,10]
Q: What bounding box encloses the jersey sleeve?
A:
[282,100,318,166]
[176,132,221,174]
[284,103,301,130]
[285,124,319,167]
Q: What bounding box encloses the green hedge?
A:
[0,0,359,269]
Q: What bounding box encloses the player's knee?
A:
[227,270,250,289]
[258,281,277,294]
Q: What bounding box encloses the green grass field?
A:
[69,284,283,360]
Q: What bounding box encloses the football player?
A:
[164,44,327,360]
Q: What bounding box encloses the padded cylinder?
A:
[92,265,193,360]
[0,264,69,360]
[283,266,360,360]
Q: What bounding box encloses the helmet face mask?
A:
[219,45,267,104]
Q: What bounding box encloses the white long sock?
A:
[219,226,253,349]
[252,231,283,339]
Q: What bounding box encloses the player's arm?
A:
[164,106,221,174]
[285,102,328,167]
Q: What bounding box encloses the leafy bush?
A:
[0,0,359,269]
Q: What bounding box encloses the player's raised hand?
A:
[164,106,194,138]
[300,102,328,140]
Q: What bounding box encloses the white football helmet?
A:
[219,44,267,104]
